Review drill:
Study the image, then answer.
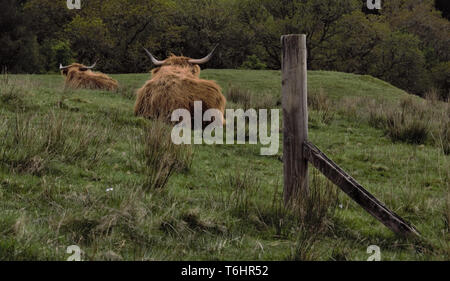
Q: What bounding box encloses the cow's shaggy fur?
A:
[61,63,118,91]
[134,55,226,125]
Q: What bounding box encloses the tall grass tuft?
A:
[291,170,339,233]
[226,85,252,109]
[117,85,136,100]
[226,84,276,110]
[338,95,448,153]
[308,88,335,125]
[138,119,193,191]
[286,170,338,260]
[368,98,430,144]
[226,170,261,217]
[0,71,30,110]
[444,191,450,234]
[0,111,109,175]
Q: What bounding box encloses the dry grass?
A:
[308,88,335,125]
[226,84,276,110]
[290,170,339,233]
[0,72,35,111]
[226,170,261,217]
[366,97,448,150]
[286,170,338,260]
[223,169,338,261]
[334,93,449,154]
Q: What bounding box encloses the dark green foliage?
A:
[1,0,448,97]
[0,0,43,73]
[241,55,267,70]
[430,62,450,101]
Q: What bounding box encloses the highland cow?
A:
[134,45,226,126]
[60,62,119,91]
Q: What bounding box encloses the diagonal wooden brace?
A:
[303,140,420,237]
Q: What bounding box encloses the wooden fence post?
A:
[280,34,419,237]
[282,34,309,205]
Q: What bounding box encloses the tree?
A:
[431,61,450,100]
[332,11,389,74]
[0,0,43,73]
[368,32,429,95]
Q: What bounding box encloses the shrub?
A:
[366,98,430,144]
[384,112,429,144]
[430,61,450,101]
[240,55,267,70]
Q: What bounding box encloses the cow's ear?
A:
[79,67,88,71]
[192,65,201,76]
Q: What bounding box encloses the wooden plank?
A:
[281,34,309,205]
[303,140,420,237]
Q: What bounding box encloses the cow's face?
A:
[60,63,96,76]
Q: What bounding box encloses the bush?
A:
[385,114,429,144]
[430,61,450,101]
[240,55,267,70]
[367,98,430,144]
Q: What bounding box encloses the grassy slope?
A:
[0,70,448,260]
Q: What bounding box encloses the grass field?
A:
[0,69,448,261]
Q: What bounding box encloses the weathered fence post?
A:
[282,34,309,205]
[280,34,420,237]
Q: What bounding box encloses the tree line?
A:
[1,0,449,99]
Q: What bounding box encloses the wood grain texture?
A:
[282,34,309,205]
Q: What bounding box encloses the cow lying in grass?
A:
[134,45,226,126]
[60,62,118,91]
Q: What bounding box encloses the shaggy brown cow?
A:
[134,45,226,126]
[60,62,119,91]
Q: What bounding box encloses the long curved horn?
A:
[143,48,165,66]
[59,64,70,70]
[188,44,219,65]
[78,61,98,71]
[83,61,97,69]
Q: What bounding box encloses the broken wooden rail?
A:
[281,34,420,238]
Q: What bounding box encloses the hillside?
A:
[0,70,448,261]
